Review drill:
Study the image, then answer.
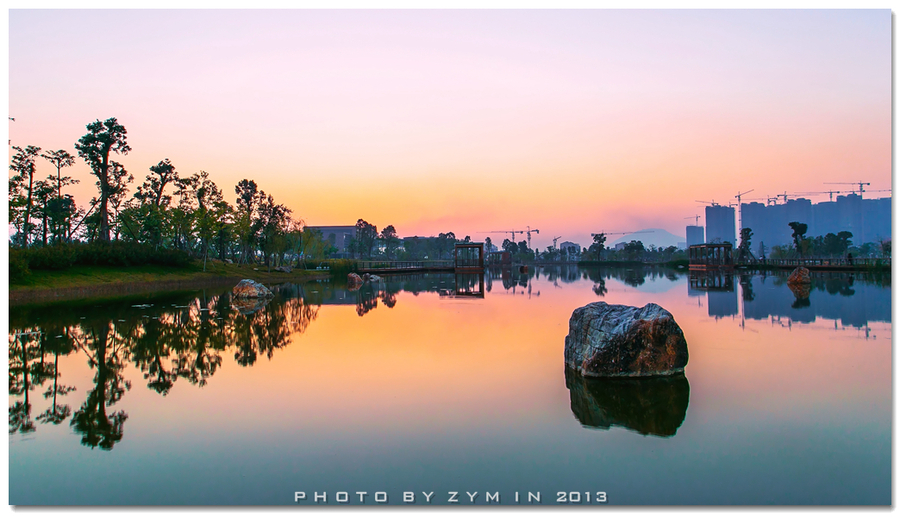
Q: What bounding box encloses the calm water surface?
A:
[8,266,891,505]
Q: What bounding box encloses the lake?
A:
[8,266,892,505]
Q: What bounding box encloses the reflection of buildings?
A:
[741,274,889,327]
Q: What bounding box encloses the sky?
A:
[8,9,892,250]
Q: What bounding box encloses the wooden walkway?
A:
[357,260,455,274]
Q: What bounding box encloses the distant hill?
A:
[609,228,686,249]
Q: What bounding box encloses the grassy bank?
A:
[10,260,330,306]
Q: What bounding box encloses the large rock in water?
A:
[232,279,274,299]
[565,302,688,377]
[786,267,812,300]
[787,266,811,286]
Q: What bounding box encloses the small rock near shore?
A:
[565,301,688,377]
[232,279,274,299]
[787,266,811,287]
[348,273,364,289]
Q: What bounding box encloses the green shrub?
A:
[12,242,193,271]
[25,245,78,270]
[9,250,30,283]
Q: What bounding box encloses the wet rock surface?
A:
[565,301,688,377]
[565,368,690,437]
[232,279,274,299]
[347,273,364,290]
[787,266,812,286]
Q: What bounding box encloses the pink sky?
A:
[8,10,891,250]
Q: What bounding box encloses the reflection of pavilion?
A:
[439,273,486,298]
[689,272,738,318]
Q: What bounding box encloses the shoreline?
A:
[9,269,331,307]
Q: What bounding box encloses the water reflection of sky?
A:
[9,268,891,505]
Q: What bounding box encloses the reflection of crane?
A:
[552,236,563,248]
[825,181,870,197]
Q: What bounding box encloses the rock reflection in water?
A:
[565,368,690,437]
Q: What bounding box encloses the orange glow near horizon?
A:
[8,10,891,249]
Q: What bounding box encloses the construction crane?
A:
[552,236,563,248]
[480,226,539,250]
[525,226,540,250]
[734,189,754,204]
[734,190,754,231]
[480,230,523,242]
[695,199,720,206]
[825,181,870,197]
[591,230,652,238]
[684,215,701,226]
[792,190,853,202]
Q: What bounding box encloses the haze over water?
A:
[9,267,891,505]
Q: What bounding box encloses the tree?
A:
[256,194,292,268]
[737,227,753,262]
[836,231,853,254]
[9,145,41,246]
[40,149,77,200]
[589,233,606,261]
[623,240,645,261]
[438,232,458,260]
[234,179,264,263]
[135,159,179,208]
[484,236,493,253]
[788,222,808,256]
[41,150,79,243]
[381,225,400,259]
[75,118,131,242]
[354,219,378,259]
[189,171,228,270]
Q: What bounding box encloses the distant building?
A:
[559,241,581,257]
[740,195,891,248]
[705,205,736,245]
[306,225,355,257]
[685,225,704,247]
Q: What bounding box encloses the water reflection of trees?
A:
[8,285,320,448]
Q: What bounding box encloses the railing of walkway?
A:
[358,260,455,270]
[752,258,890,268]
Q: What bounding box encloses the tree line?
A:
[736,222,890,261]
[9,117,334,270]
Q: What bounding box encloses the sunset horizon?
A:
[9,9,891,250]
